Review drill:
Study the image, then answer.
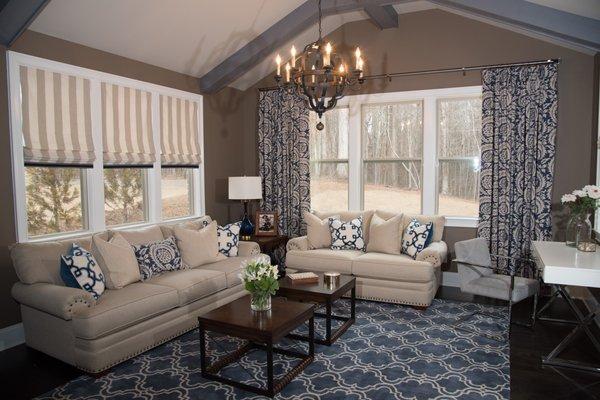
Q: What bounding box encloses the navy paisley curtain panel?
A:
[258,89,311,237]
[478,64,558,275]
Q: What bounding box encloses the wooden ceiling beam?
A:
[364,4,399,29]
[0,0,50,46]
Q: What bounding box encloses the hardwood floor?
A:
[1,287,598,399]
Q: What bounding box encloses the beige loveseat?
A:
[10,220,261,373]
[286,210,447,307]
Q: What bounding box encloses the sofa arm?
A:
[12,282,96,320]
[416,241,448,268]
[238,241,261,257]
[287,236,309,252]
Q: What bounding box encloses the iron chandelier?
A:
[274,0,365,130]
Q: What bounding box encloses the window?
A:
[161,168,194,219]
[307,86,482,227]
[25,167,86,237]
[437,97,482,217]
[309,109,349,211]
[362,101,423,213]
[104,168,148,226]
[8,52,205,242]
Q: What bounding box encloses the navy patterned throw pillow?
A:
[218,222,241,257]
[60,244,106,300]
[401,219,434,259]
[133,236,183,280]
[328,216,366,251]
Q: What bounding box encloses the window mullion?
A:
[194,96,205,216]
[149,92,162,223]
[422,97,437,215]
[88,79,106,232]
[348,98,361,210]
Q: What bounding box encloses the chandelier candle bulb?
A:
[285,62,291,82]
[355,47,361,69]
[275,54,281,76]
[291,46,296,68]
[324,42,332,66]
[311,65,315,83]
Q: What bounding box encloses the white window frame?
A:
[7,51,206,242]
[311,86,482,228]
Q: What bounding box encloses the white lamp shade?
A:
[228,176,262,200]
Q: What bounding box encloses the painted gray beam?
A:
[198,0,407,93]
[0,0,50,46]
[428,0,600,51]
[364,5,399,29]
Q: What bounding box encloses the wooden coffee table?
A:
[277,273,356,345]
[197,295,315,398]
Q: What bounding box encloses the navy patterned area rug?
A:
[38,299,509,399]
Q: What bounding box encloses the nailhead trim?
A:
[356,295,429,307]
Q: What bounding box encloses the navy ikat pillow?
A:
[133,236,183,280]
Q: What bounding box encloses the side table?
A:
[245,235,289,275]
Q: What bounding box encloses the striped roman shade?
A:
[19,66,95,166]
[101,82,156,166]
[160,94,201,166]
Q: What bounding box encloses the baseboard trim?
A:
[442,271,459,288]
[0,323,24,351]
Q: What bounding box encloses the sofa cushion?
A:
[92,232,140,289]
[286,249,363,274]
[10,236,94,285]
[60,244,106,300]
[72,282,178,340]
[304,211,338,249]
[401,214,445,243]
[328,216,366,251]
[133,237,184,280]
[160,215,212,237]
[114,225,164,246]
[200,255,258,288]
[315,210,375,244]
[174,222,220,268]
[148,269,226,305]
[367,213,403,255]
[352,253,435,283]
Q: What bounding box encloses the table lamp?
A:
[228,176,262,240]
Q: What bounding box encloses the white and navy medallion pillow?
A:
[328,216,366,251]
[133,236,183,280]
[401,219,434,259]
[60,244,106,300]
[218,222,241,257]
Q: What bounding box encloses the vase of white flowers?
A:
[239,255,279,311]
[561,185,600,250]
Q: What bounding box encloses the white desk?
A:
[532,241,600,373]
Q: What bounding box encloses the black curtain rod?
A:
[258,58,560,92]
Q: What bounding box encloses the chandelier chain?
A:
[318,0,322,40]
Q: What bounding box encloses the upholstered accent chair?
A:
[454,237,539,339]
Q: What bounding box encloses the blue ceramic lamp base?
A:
[240,201,254,240]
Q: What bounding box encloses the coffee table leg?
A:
[309,316,315,356]
[326,300,332,344]
[351,286,356,320]
[199,324,207,375]
[267,340,274,396]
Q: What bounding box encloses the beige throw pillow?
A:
[92,232,140,289]
[174,221,220,268]
[113,225,164,246]
[367,213,403,255]
[304,211,339,249]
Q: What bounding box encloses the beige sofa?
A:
[286,210,448,307]
[10,220,261,373]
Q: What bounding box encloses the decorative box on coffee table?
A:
[198,296,315,398]
[276,272,356,346]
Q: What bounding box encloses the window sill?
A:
[444,217,479,228]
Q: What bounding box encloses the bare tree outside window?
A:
[104,168,146,226]
[309,108,349,212]
[363,101,423,213]
[25,167,85,237]
[437,97,482,216]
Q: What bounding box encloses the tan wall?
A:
[0,31,246,328]
[241,10,598,270]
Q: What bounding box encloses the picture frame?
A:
[255,211,278,236]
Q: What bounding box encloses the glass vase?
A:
[250,292,271,311]
[565,213,583,247]
[576,213,596,252]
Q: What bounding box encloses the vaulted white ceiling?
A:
[28,0,600,92]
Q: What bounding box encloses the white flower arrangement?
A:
[561,185,600,214]
[239,255,279,310]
